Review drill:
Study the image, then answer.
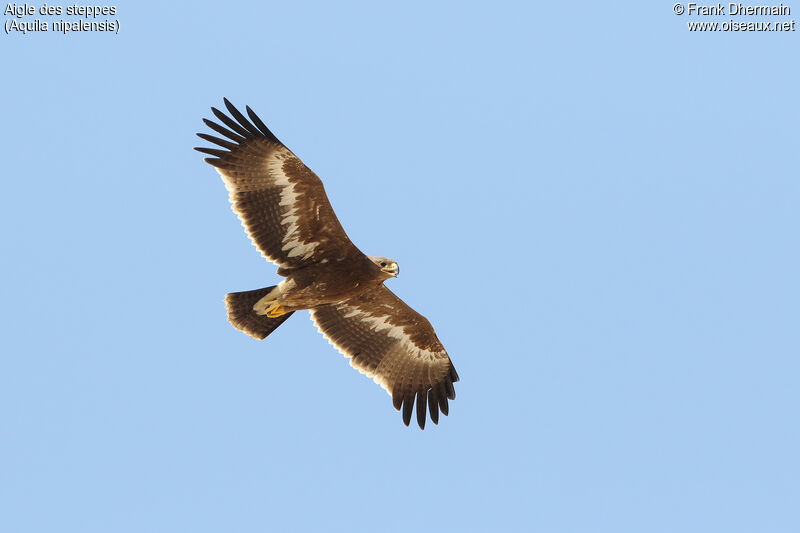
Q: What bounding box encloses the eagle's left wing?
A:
[194,99,360,271]
[310,286,459,429]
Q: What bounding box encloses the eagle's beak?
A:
[382,262,399,277]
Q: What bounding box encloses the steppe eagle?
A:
[195,99,458,429]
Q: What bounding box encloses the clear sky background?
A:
[2,1,798,532]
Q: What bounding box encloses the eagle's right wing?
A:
[310,285,459,429]
[195,99,359,270]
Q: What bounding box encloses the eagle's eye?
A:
[380,261,386,267]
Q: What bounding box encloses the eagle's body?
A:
[266,253,389,312]
[195,99,458,429]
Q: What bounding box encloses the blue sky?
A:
[2,1,798,532]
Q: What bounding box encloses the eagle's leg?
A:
[254,299,286,318]
[253,287,287,318]
[264,301,286,318]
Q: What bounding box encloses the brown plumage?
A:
[195,99,458,429]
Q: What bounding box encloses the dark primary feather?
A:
[416,390,427,429]
[427,393,439,425]
[202,117,246,143]
[246,105,274,138]
[196,132,238,151]
[211,103,251,138]
[194,146,228,159]
[403,392,415,427]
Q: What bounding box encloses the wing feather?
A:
[402,392,415,427]
[195,147,229,158]
[195,99,359,269]
[196,132,239,151]
[427,390,439,425]
[222,98,264,137]
[416,390,427,430]
[202,118,247,143]
[246,105,273,137]
[211,103,252,138]
[310,285,458,429]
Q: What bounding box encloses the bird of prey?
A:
[195,99,458,429]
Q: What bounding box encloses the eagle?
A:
[195,99,459,429]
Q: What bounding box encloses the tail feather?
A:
[224,286,294,340]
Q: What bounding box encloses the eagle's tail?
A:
[224,286,295,340]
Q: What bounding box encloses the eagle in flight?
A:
[195,99,458,429]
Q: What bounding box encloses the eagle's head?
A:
[369,256,399,278]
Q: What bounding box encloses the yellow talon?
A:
[265,301,286,318]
